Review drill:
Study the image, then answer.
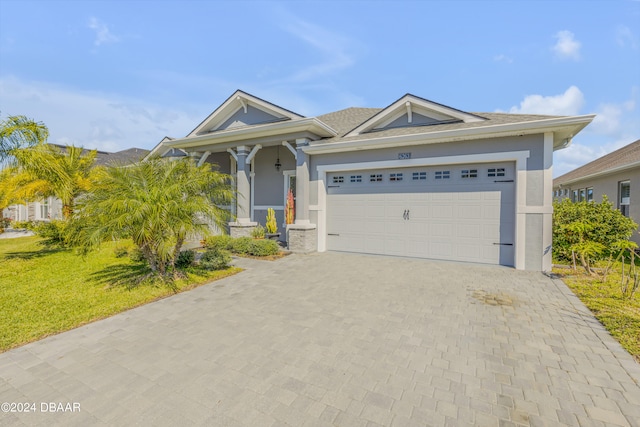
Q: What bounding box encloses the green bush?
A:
[33,220,67,246]
[553,197,638,262]
[201,234,233,251]
[251,225,266,239]
[230,236,253,254]
[200,248,232,270]
[13,220,35,230]
[175,249,196,268]
[129,247,145,263]
[247,239,280,256]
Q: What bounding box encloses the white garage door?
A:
[326,162,515,266]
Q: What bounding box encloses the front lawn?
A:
[554,266,640,362]
[0,236,240,352]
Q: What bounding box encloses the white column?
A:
[235,146,251,223]
[294,138,310,224]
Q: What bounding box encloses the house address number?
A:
[398,152,411,160]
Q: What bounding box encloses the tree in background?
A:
[71,158,234,277]
[0,115,49,164]
[9,144,100,218]
[553,197,638,272]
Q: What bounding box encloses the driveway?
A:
[1,253,639,426]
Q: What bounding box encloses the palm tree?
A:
[72,158,234,276]
[10,144,100,218]
[0,115,49,164]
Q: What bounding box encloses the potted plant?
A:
[265,208,280,240]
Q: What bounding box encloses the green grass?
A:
[0,236,240,352]
[554,266,640,362]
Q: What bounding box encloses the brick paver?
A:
[1,253,639,426]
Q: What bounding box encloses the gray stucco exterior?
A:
[554,167,640,245]
[155,90,594,271]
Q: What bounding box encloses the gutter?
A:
[554,160,640,187]
[303,114,595,155]
[165,118,337,149]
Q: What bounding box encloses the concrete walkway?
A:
[1,253,639,426]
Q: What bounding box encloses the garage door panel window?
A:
[389,173,403,181]
[413,172,427,180]
[435,171,450,179]
[370,174,383,182]
[461,169,478,178]
[488,168,505,177]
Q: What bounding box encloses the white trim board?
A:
[315,150,530,270]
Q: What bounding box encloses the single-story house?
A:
[2,145,149,222]
[150,90,594,271]
[553,139,640,244]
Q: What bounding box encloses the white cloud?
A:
[0,76,199,152]
[493,54,513,64]
[506,86,585,115]
[279,17,356,83]
[552,30,581,60]
[88,17,120,47]
[616,25,639,50]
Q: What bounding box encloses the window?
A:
[389,173,403,181]
[579,189,586,202]
[39,199,49,219]
[412,171,426,180]
[564,189,569,197]
[586,187,594,202]
[619,181,630,217]
[332,176,344,184]
[435,171,450,180]
[572,190,578,202]
[350,175,362,183]
[488,168,505,177]
[461,169,478,178]
[370,174,383,182]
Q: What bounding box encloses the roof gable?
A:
[188,90,304,137]
[344,94,486,137]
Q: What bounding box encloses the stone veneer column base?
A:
[286,223,317,253]
[229,222,258,238]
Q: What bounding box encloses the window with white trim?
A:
[579,188,586,202]
[39,199,49,220]
[619,181,630,217]
[389,173,403,181]
[435,171,450,180]
[572,190,578,202]
[586,187,593,202]
[370,174,383,182]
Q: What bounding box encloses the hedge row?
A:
[202,235,280,257]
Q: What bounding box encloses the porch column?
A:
[286,138,316,253]
[294,138,310,224]
[235,145,251,223]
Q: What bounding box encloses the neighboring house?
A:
[2,145,149,222]
[553,139,640,245]
[149,90,593,271]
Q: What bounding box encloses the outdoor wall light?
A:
[275,146,282,171]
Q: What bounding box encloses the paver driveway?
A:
[1,253,639,426]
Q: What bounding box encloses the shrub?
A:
[251,225,266,239]
[13,220,35,230]
[1,218,10,228]
[230,236,253,254]
[33,220,67,246]
[200,248,232,270]
[247,239,280,256]
[175,249,196,268]
[553,197,638,262]
[202,234,233,251]
[265,208,278,234]
[129,247,145,263]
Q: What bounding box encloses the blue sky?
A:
[1,0,638,177]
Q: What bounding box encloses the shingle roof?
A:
[314,110,563,143]
[554,139,640,186]
[50,144,149,167]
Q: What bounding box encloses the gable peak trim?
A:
[344,93,487,137]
